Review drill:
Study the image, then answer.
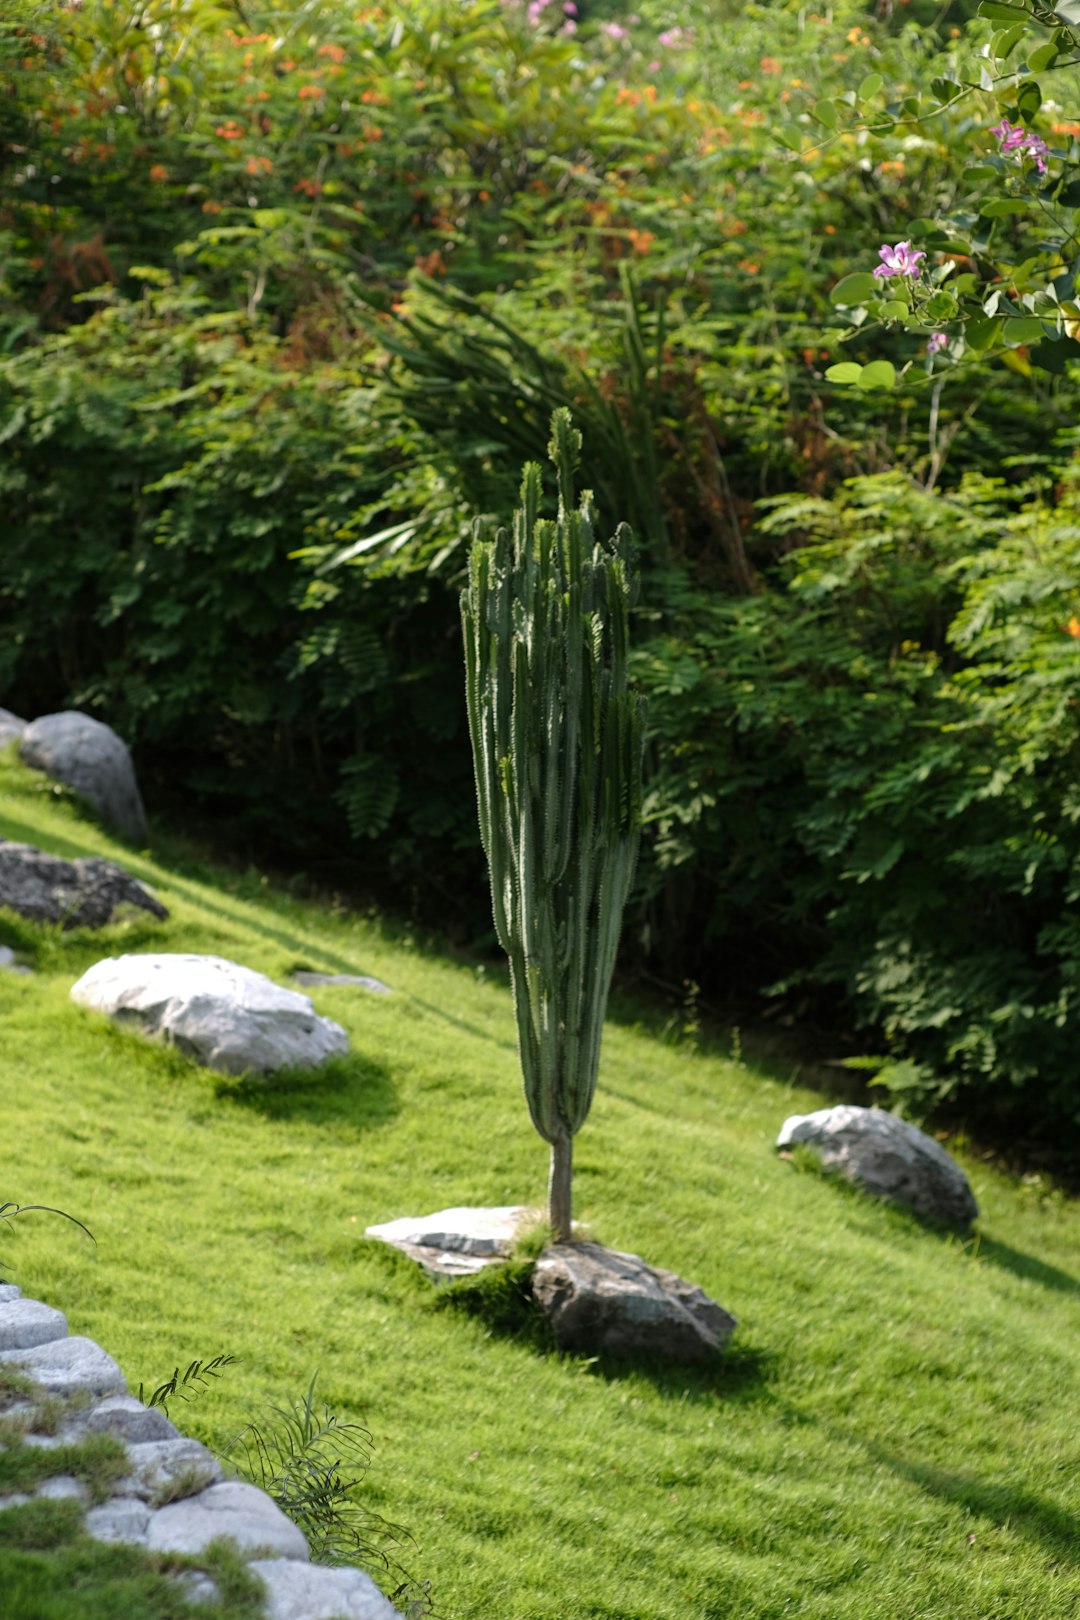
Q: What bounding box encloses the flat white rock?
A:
[293,971,392,996]
[250,1558,403,1620]
[145,1480,310,1559]
[70,953,349,1075]
[777,1104,978,1228]
[0,1299,67,1351]
[365,1205,532,1279]
[35,1475,89,1504]
[0,1335,126,1398]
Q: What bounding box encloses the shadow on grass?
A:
[865,1442,1080,1564]
[435,1260,775,1401]
[214,1053,400,1134]
[972,1235,1080,1300]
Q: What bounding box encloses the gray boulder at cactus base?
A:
[776,1105,979,1229]
[0,840,168,930]
[69,954,349,1075]
[461,408,645,1242]
[531,1243,737,1363]
[19,711,149,844]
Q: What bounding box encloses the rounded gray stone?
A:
[0,1335,126,1398]
[84,1494,152,1546]
[0,1298,68,1352]
[532,1242,737,1363]
[0,1284,23,1303]
[249,1558,404,1620]
[0,707,26,746]
[776,1104,979,1228]
[19,711,148,843]
[86,1394,178,1444]
[125,1437,222,1504]
[145,1480,310,1560]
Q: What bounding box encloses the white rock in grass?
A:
[35,1475,89,1505]
[124,1437,223,1504]
[70,954,349,1075]
[145,1480,310,1560]
[250,1558,404,1620]
[0,1299,67,1351]
[776,1105,978,1229]
[0,1285,22,1303]
[0,708,27,746]
[85,1394,178,1445]
[293,971,393,996]
[19,711,148,843]
[84,1495,152,1546]
[365,1205,532,1279]
[0,1335,126,1398]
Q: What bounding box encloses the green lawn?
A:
[2,748,1079,1620]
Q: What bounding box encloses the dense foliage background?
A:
[3,0,1080,1149]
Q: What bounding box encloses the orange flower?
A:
[215,121,244,140]
[616,88,640,107]
[363,124,383,141]
[298,84,324,100]
[245,155,273,175]
[1052,121,1080,136]
[847,26,870,45]
[626,228,655,254]
[759,57,781,74]
[1065,617,1080,638]
[202,200,222,214]
[415,248,446,276]
[738,258,761,274]
[318,43,346,62]
[738,78,752,89]
[361,88,388,104]
[824,223,837,234]
[149,163,168,182]
[294,177,322,197]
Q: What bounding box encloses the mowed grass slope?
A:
[2,749,1079,1620]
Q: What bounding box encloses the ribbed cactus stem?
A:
[461,408,645,1242]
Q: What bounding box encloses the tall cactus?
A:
[461,408,645,1242]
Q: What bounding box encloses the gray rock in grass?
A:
[84,1494,152,1547]
[0,1284,22,1303]
[776,1104,978,1229]
[35,1474,89,1505]
[0,1298,67,1352]
[250,1558,403,1620]
[365,1205,532,1280]
[85,1394,179,1445]
[70,953,349,1075]
[0,945,31,975]
[0,708,27,746]
[0,840,168,931]
[0,1335,126,1399]
[145,1480,310,1560]
[124,1437,222,1504]
[531,1242,737,1364]
[19,711,149,843]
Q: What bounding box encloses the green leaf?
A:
[858,74,884,103]
[965,315,999,350]
[924,291,961,321]
[855,360,897,391]
[980,197,1031,215]
[831,272,879,306]
[991,22,1029,57]
[879,300,909,320]
[1003,315,1047,343]
[1027,338,1076,372]
[813,98,839,130]
[1016,78,1043,120]
[824,362,863,384]
[978,0,1029,17]
[1027,40,1060,71]
[931,76,959,103]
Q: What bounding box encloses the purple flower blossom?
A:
[873,241,926,280]
[563,0,577,11]
[990,118,1048,175]
[658,27,690,47]
[601,21,628,39]
[927,332,948,355]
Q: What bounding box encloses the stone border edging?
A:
[0,1284,402,1620]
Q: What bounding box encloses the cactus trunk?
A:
[461,409,645,1239]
